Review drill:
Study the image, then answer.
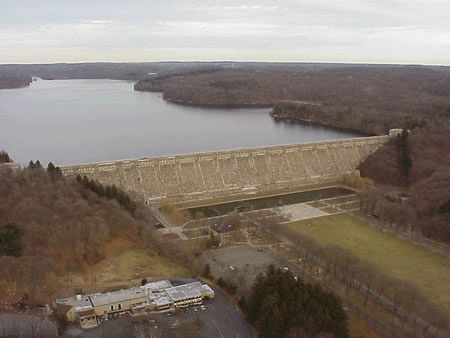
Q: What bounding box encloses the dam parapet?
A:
[60,135,389,204]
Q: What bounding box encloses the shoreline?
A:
[270,113,375,137]
[160,92,373,136]
[135,86,373,136]
[164,97,273,109]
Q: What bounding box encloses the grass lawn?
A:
[94,239,189,281]
[113,248,189,279]
[287,214,450,313]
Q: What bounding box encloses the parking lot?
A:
[205,245,281,286]
[194,289,254,338]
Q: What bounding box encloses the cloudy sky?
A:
[1,0,448,65]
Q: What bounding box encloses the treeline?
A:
[0,162,157,299]
[246,265,348,338]
[357,187,417,233]
[76,175,137,215]
[0,62,224,82]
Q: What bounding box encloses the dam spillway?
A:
[60,135,389,204]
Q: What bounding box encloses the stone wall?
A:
[60,136,388,204]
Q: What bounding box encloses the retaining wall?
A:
[60,136,388,203]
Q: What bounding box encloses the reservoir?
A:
[0,79,360,166]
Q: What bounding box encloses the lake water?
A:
[0,79,359,166]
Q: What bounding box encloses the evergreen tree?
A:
[246,265,348,338]
[0,223,22,257]
[0,150,11,163]
[203,263,211,278]
[47,162,62,181]
[397,129,412,186]
[76,177,136,214]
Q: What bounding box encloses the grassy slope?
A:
[63,238,190,291]
[101,239,189,280]
[286,214,450,313]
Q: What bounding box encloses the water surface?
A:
[0,79,359,166]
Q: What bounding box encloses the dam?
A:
[60,135,389,204]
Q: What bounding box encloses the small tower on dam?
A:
[389,128,407,138]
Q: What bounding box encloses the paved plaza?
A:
[277,193,359,222]
[278,202,329,221]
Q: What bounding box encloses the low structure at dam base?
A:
[60,135,389,204]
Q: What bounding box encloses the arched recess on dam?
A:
[60,136,389,204]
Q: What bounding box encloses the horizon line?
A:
[1,60,449,67]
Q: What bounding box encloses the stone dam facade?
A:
[60,136,389,204]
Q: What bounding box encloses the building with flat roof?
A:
[53,294,96,329]
[89,287,147,317]
[53,280,215,328]
[164,283,202,308]
[141,280,173,294]
[152,295,173,311]
[140,280,216,310]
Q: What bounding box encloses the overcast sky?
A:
[0,0,448,65]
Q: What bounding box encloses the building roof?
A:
[164,282,202,302]
[141,280,173,293]
[89,288,146,307]
[201,284,215,295]
[56,303,73,315]
[153,296,172,307]
[54,294,92,311]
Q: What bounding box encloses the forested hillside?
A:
[0,71,32,89]
[135,65,448,132]
[0,62,222,83]
[0,163,158,299]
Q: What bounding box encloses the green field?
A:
[287,214,450,313]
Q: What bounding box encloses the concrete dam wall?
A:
[60,135,388,204]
